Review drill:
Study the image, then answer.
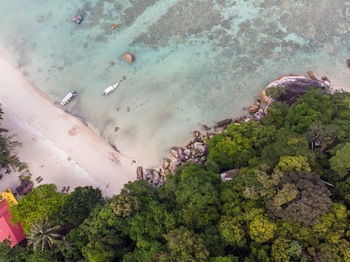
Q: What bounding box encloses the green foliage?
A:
[330,143,350,178]
[248,243,271,262]
[270,238,302,262]
[200,225,224,257]
[128,201,175,246]
[111,194,139,217]
[261,129,315,169]
[332,90,350,120]
[286,103,326,133]
[206,129,254,170]
[0,239,31,262]
[83,242,116,262]
[304,122,340,153]
[284,89,335,134]
[64,226,89,261]
[218,216,245,247]
[27,249,58,262]
[0,239,11,259]
[261,102,289,128]
[271,238,291,262]
[122,241,162,262]
[274,155,311,173]
[79,206,129,262]
[334,176,350,205]
[161,226,209,262]
[298,88,335,118]
[207,121,275,170]
[56,186,103,227]
[5,91,350,261]
[9,184,67,234]
[211,255,239,262]
[27,220,61,251]
[120,180,158,206]
[175,163,220,229]
[289,240,302,259]
[265,86,287,99]
[249,168,333,226]
[205,158,220,173]
[273,183,299,206]
[249,215,276,243]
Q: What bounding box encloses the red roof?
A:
[0,201,25,247]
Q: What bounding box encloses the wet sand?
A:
[0,53,153,196]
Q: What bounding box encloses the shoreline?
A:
[136,71,350,187]
[0,53,153,196]
[0,50,349,195]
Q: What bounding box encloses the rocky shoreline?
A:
[137,72,332,187]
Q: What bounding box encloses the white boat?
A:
[59,91,77,107]
[103,82,119,96]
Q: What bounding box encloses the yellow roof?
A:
[0,189,18,206]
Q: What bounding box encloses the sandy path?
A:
[0,53,147,196]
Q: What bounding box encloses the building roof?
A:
[0,201,25,247]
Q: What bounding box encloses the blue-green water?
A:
[0,0,349,164]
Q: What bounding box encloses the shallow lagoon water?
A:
[0,0,349,164]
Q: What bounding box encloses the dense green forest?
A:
[1,88,350,261]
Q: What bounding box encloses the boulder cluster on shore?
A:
[137,72,332,187]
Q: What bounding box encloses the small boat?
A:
[72,15,84,24]
[112,23,119,29]
[59,91,77,107]
[103,82,119,96]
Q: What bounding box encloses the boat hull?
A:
[59,91,77,107]
[103,82,119,96]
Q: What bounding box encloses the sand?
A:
[0,49,349,197]
[0,53,153,197]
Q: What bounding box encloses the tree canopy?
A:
[2,90,350,261]
[9,184,67,234]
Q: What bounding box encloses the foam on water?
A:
[0,0,349,165]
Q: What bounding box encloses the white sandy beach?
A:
[0,50,349,197]
[0,53,153,197]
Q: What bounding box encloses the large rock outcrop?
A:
[261,74,330,106]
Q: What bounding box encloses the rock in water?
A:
[248,105,259,114]
[193,142,207,156]
[263,75,329,105]
[123,53,135,63]
[307,71,319,81]
[321,76,330,82]
[183,149,191,157]
[260,88,274,105]
[193,130,201,138]
[216,118,232,127]
[347,59,350,69]
[201,124,210,131]
[151,170,161,186]
[144,169,153,180]
[162,158,171,169]
[170,147,179,159]
[171,161,183,173]
[136,166,143,180]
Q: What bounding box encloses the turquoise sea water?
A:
[0,0,349,164]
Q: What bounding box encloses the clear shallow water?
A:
[0,0,349,164]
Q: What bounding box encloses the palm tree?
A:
[27,220,61,251]
[54,237,73,256]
